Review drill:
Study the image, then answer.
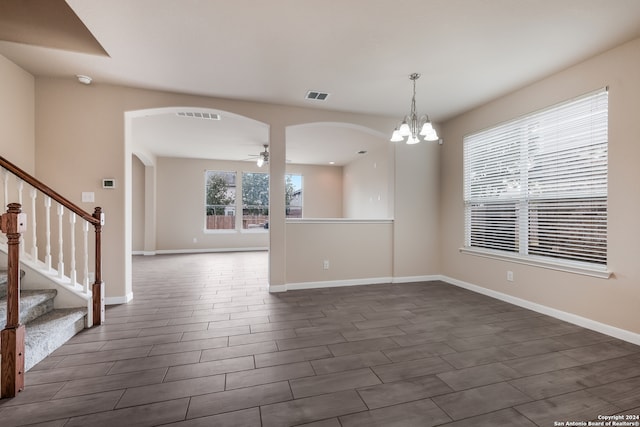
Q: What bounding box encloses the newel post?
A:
[1,203,26,398]
[92,207,105,325]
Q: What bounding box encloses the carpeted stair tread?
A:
[0,269,87,371]
[25,307,87,371]
[0,270,7,299]
[0,269,27,299]
[0,289,57,329]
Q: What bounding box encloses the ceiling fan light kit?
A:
[256,144,269,167]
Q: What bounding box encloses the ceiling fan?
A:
[246,144,269,167]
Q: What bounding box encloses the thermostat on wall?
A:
[102,178,116,189]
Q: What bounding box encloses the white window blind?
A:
[464,88,608,267]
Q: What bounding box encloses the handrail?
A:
[0,156,99,226]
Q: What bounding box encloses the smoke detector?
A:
[76,75,92,85]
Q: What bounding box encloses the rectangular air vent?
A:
[176,112,220,120]
[305,91,330,101]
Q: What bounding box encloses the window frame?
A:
[461,88,610,278]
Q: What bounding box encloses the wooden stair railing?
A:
[0,156,104,398]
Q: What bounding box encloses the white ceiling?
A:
[2,0,640,165]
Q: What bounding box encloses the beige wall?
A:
[32,76,407,300]
[7,35,637,338]
[131,154,145,252]
[0,54,34,174]
[343,144,394,219]
[285,220,393,286]
[286,163,343,218]
[393,140,441,278]
[155,157,268,251]
[440,37,640,334]
[136,157,344,252]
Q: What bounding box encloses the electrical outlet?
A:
[323,260,330,270]
[507,271,514,282]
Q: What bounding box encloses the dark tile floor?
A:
[1,252,639,426]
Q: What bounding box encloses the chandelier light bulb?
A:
[398,121,411,137]
[419,120,434,136]
[256,157,264,167]
[406,135,420,144]
[390,129,404,142]
[424,130,439,142]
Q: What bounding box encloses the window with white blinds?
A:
[463,88,608,268]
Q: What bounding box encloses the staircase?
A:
[0,270,87,371]
[1,156,104,398]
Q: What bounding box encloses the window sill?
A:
[203,229,238,234]
[459,247,611,279]
[241,228,269,234]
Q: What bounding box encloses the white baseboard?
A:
[277,276,394,293]
[440,275,640,346]
[268,284,287,293]
[392,275,443,284]
[154,247,268,255]
[105,292,134,305]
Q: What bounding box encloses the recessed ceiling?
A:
[132,110,387,166]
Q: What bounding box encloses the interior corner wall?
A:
[285,163,343,218]
[343,144,392,219]
[0,54,35,173]
[439,36,640,335]
[393,140,441,278]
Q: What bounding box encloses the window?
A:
[286,174,303,218]
[242,172,269,229]
[206,171,305,231]
[463,88,608,271]
[205,170,236,230]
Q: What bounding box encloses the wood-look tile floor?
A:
[1,252,639,426]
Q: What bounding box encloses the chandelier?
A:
[390,73,439,144]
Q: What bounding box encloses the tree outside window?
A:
[286,174,302,218]
[205,171,236,230]
[242,172,269,229]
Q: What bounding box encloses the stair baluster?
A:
[29,188,37,261]
[17,180,24,256]
[83,221,90,293]
[44,196,52,270]
[56,203,64,280]
[69,212,77,287]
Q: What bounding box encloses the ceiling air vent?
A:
[176,112,220,120]
[305,91,330,101]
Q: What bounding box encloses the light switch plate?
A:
[82,192,95,203]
